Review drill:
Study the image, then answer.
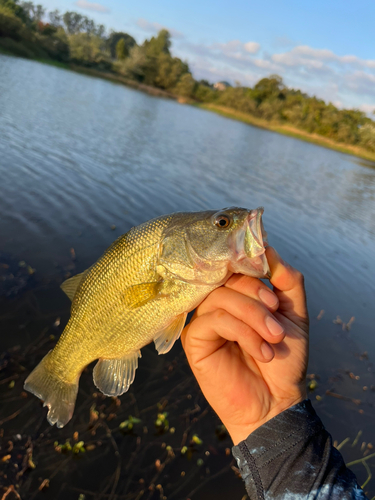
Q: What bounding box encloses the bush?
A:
[38,28,69,61]
[359,123,375,152]
[0,36,35,58]
[174,73,196,98]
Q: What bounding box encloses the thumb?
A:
[266,247,309,328]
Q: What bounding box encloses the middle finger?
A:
[195,285,285,344]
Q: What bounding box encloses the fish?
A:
[24,207,270,428]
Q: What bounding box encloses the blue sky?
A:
[46,0,375,113]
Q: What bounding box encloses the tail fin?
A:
[24,351,78,428]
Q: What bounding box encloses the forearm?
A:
[232,400,367,499]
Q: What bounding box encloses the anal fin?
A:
[93,350,141,397]
[154,313,187,355]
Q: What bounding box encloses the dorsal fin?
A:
[60,270,88,301]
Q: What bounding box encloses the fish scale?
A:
[24,207,270,427]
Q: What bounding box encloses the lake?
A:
[0,54,375,499]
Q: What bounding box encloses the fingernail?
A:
[266,316,285,336]
[259,288,278,308]
[261,341,274,360]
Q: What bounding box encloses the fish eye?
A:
[213,214,231,229]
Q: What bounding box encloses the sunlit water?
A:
[1,55,375,499]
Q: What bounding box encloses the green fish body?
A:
[24,207,269,427]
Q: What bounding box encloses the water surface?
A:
[1,55,375,499]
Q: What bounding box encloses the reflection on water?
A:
[0,54,375,499]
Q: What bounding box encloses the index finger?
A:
[266,247,308,326]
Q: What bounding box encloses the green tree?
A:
[155,53,189,89]
[107,31,135,58]
[252,74,285,104]
[63,11,84,34]
[19,1,45,24]
[0,4,23,39]
[115,37,128,60]
[193,82,216,102]
[0,0,29,23]
[144,29,171,58]
[69,32,110,67]
[359,123,375,152]
[174,73,196,98]
[115,45,147,81]
[48,9,61,27]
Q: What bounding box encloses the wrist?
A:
[227,394,307,445]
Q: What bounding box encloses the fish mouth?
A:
[229,207,270,279]
[247,207,268,255]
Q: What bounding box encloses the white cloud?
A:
[359,104,375,114]
[332,100,343,108]
[188,58,260,88]
[212,40,242,52]
[169,34,375,111]
[263,44,375,109]
[136,18,184,39]
[272,45,375,70]
[178,39,280,77]
[75,0,109,13]
[344,71,375,96]
[210,39,260,56]
[244,42,261,54]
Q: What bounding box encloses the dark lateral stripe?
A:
[239,441,265,500]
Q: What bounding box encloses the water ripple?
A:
[0,54,375,348]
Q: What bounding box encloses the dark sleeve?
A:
[232,400,367,499]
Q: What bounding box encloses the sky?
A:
[46,0,375,114]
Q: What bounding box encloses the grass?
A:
[0,45,13,56]
[34,58,70,69]
[196,103,375,164]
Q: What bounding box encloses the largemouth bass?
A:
[24,207,270,428]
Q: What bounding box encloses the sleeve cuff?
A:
[232,400,324,497]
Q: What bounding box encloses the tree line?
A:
[1,0,374,153]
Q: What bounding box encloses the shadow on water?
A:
[0,55,375,499]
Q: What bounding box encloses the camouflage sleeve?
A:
[232,400,367,499]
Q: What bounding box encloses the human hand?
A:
[180,247,309,445]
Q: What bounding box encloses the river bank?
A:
[195,103,375,164]
[69,65,178,100]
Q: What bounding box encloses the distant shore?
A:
[2,51,375,164]
[59,63,375,164]
[69,65,178,100]
[195,104,375,164]
[48,62,375,164]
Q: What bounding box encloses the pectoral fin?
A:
[122,282,163,310]
[60,270,89,301]
[93,350,141,397]
[154,312,187,355]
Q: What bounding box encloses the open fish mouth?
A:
[247,207,268,255]
[229,207,270,278]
